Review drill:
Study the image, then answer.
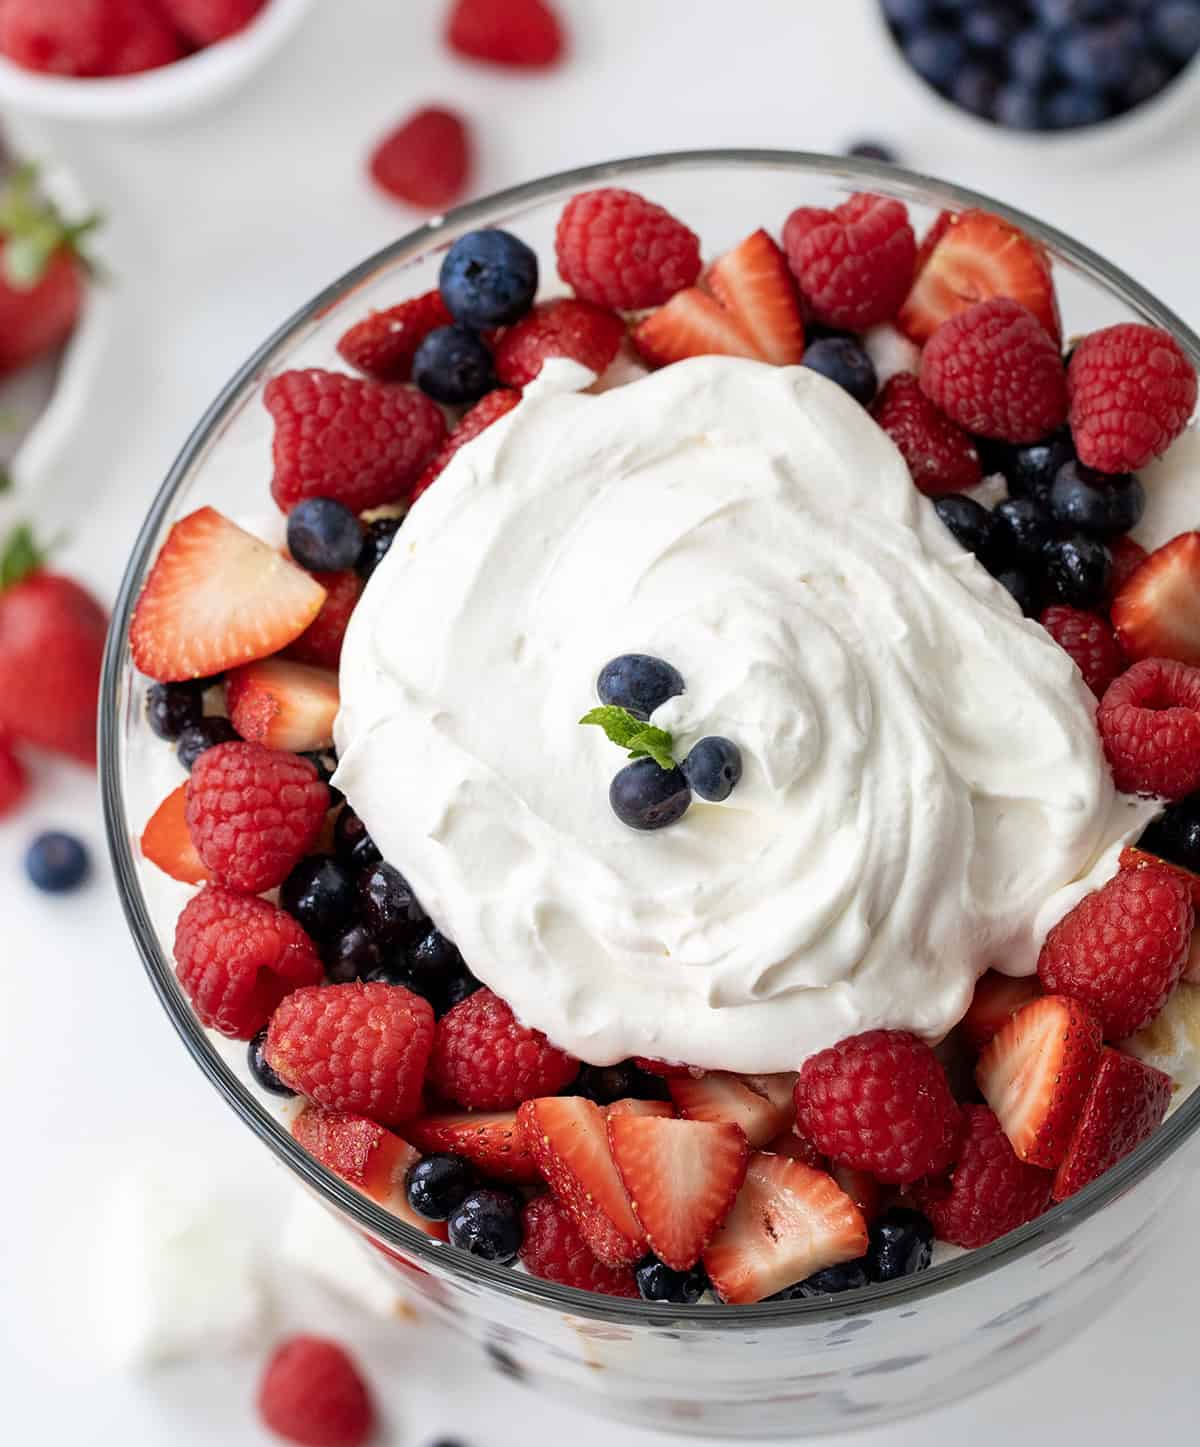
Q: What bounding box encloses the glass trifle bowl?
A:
[101,151,1200,1438]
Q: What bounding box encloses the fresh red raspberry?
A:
[914,1105,1052,1248]
[1108,534,1149,599]
[410,388,521,501]
[782,194,917,331]
[284,569,362,669]
[1039,605,1126,698]
[793,1029,962,1184]
[494,299,626,387]
[0,0,181,76]
[519,1194,640,1297]
[368,107,472,211]
[445,0,566,68]
[185,741,329,894]
[1038,864,1194,1039]
[920,297,1069,443]
[157,0,265,45]
[336,291,452,383]
[107,0,186,72]
[555,188,702,311]
[0,734,28,818]
[1068,324,1198,474]
[257,1335,375,1447]
[428,987,579,1109]
[1097,657,1200,799]
[265,369,446,515]
[869,373,982,495]
[265,981,435,1125]
[174,885,324,1040]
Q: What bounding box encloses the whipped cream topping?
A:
[335,357,1136,1072]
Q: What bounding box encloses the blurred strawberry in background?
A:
[369,106,473,210]
[445,0,566,68]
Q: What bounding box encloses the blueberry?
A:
[439,229,539,329]
[866,1207,935,1283]
[881,0,931,26]
[963,5,1024,51]
[596,653,685,720]
[1031,0,1117,26]
[575,1062,671,1106]
[905,26,968,89]
[1005,429,1077,505]
[333,806,381,872]
[994,83,1045,130]
[286,497,364,573]
[1042,533,1112,607]
[992,497,1055,566]
[406,1153,478,1221]
[25,831,89,892]
[609,758,692,832]
[1047,461,1145,539]
[951,62,1002,118]
[176,715,239,771]
[1152,1,1200,61]
[846,140,897,162]
[146,681,204,740]
[359,861,427,942]
[1056,18,1143,89]
[1045,85,1111,128]
[447,1187,524,1263]
[770,1260,870,1299]
[407,928,464,986]
[356,516,403,581]
[280,855,356,943]
[993,567,1041,616]
[1140,793,1200,871]
[932,494,998,561]
[1122,55,1173,110]
[680,736,742,802]
[635,1256,709,1304]
[248,1027,295,1097]
[412,326,496,406]
[1009,28,1057,86]
[324,924,384,984]
[802,336,878,406]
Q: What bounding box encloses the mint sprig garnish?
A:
[579,705,677,771]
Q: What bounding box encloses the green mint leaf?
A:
[626,727,676,771]
[0,523,45,589]
[0,466,11,496]
[579,705,648,750]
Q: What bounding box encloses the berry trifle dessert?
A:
[127,182,1200,1307]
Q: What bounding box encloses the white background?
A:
[2,1,1199,1443]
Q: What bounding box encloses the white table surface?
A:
[3,2,1200,1442]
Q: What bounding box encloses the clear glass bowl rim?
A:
[100,147,1200,1328]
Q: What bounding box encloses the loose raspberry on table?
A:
[1068,324,1198,475]
[793,1029,962,1184]
[265,369,446,515]
[919,297,1069,443]
[284,569,362,669]
[428,987,579,1109]
[1038,863,1194,1039]
[336,291,452,383]
[257,1335,375,1447]
[519,1194,640,1297]
[174,885,323,1040]
[1097,657,1200,799]
[409,388,521,501]
[783,193,916,331]
[494,299,626,387]
[368,107,472,211]
[1039,605,1126,698]
[870,372,982,495]
[185,741,329,894]
[265,981,435,1126]
[914,1105,1052,1249]
[445,0,566,68]
[555,188,702,311]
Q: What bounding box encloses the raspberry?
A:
[555,188,702,311]
[257,1336,374,1447]
[793,1029,962,1184]
[157,0,265,44]
[185,741,329,894]
[428,988,579,1109]
[920,297,1069,443]
[1109,534,1149,599]
[284,569,362,669]
[265,981,435,1125]
[782,194,917,331]
[0,734,28,818]
[914,1106,1052,1249]
[1039,605,1127,698]
[519,1194,640,1297]
[410,388,521,501]
[494,299,626,387]
[0,0,181,76]
[336,291,452,383]
[1038,864,1194,1039]
[174,885,323,1040]
[445,0,566,68]
[1097,657,1200,799]
[265,369,446,515]
[869,373,982,495]
[368,107,472,211]
[1068,324,1198,474]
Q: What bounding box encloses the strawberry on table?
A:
[428,987,580,1110]
[336,291,452,383]
[157,0,266,44]
[445,0,566,68]
[668,1072,791,1149]
[140,781,210,884]
[0,732,29,817]
[706,229,805,365]
[1051,1048,1173,1201]
[369,107,473,211]
[632,289,761,368]
[225,658,340,753]
[257,1336,375,1447]
[960,970,1041,1054]
[555,188,702,311]
[519,1195,639,1297]
[782,193,916,332]
[409,388,521,501]
[493,299,625,387]
[1097,657,1200,799]
[1110,532,1200,667]
[406,1109,542,1185]
[870,372,982,495]
[284,569,362,670]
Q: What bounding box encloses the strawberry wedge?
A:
[707,230,805,364]
[140,782,210,884]
[1111,532,1200,666]
[669,1072,791,1148]
[606,1098,676,1120]
[226,657,340,752]
[1052,1049,1173,1201]
[632,288,762,368]
[960,971,1042,1054]
[406,1110,542,1185]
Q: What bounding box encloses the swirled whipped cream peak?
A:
[334,356,1143,1073]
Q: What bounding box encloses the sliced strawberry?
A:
[632,288,762,369]
[405,1109,541,1184]
[1111,532,1200,666]
[702,1154,868,1305]
[632,1057,695,1079]
[1119,843,1200,908]
[140,782,210,884]
[976,995,1104,1169]
[1051,1048,1173,1201]
[898,209,1061,346]
[739,1072,799,1115]
[517,1097,645,1266]
[960,971,1042,1054]
[830,1162,882,1222]
[606,1098,676,1120]
[706,230,805,365]
[669,1072,791,1148]
[130,508,326,683]
[225,658,339,752]
[763,1128,827,1169]
[607,1115,748,1271]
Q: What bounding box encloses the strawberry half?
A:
[225,657,340,752]
[607,1115,749,1271]
[632,289,762,368]
[130,508,326,683]
[140,782,210,884]
[976,995,1104,1169]
[405,1110,541,1185]
[669,1072,791,1148]
[1111,532,1200,666]
[702,1154,868,1305]
[706,230,805,365]
[830,1162,883,1223]
[1051,1048,1172,1201]
[517,1097,645,1266]
[960,971,1042,1054]
[606,1098,676,1120]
